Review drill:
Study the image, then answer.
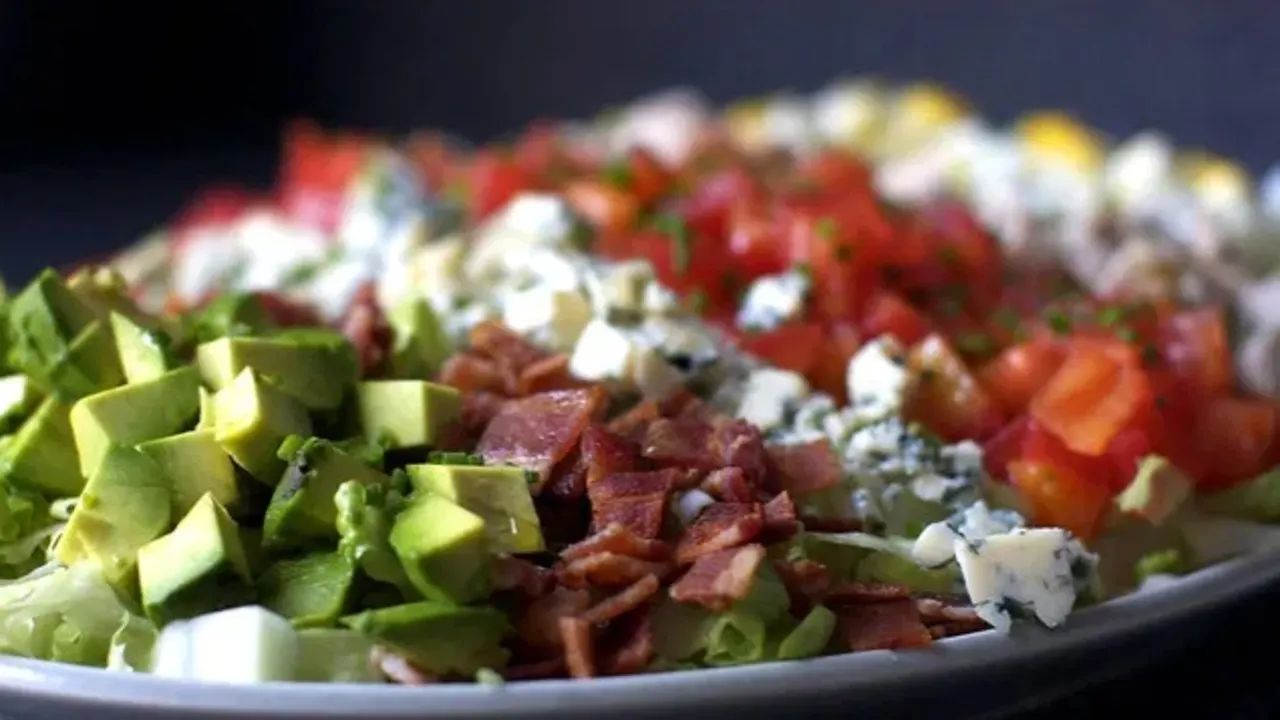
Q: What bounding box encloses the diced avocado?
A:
[259,551,357,628]
[406,464,543,554]
[0,374,41,432]
[294,629,379,683]
[197,334,358,412]
[197,386,217,430]
[136,493,253,626]
[389,493,491,604]
[0,398,84,496]
[70,366,200,477]
[341,601,509,677]
[386,298,451,380]
[6,270,123,400]
[1116,456,1193,526]
[187,292,276,343]
[355,381,461,450]
[138,430,241,518]
[110,311,175,384]
[211,367,313,484]
[55,445,172,586]
[262,436,389,552]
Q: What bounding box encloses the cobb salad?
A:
[2,78,1280,687]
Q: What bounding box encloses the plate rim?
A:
[0,545,1277,717]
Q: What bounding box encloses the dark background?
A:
[2,1,1280,716]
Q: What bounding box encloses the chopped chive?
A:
[814,217,838,240]
[652,214,692,274]
[834,244,854,263]
[939,246,962,268]
[993,307,1021,332]
[1114,326,1139,344]
[720,271,745,299]
[1096,305,1125,327]
[687,289,709,314]
[1044,309,1072,335]
[792,262,814,284]
[1140,344,1161,366]
[956,332,995,357]
[602,160,633,189]
[1155,395,1168,410]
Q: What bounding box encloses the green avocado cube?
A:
[355,380,461,450]
[386,298,452,380]
[0,398,85,497]
[110,311,176,384]
[294,629,379,683]
[70,366,200,478]
[136,493,254,627]
[196,335,358,412]
[212,367,313,484]
[407,464,543,554]
[55,445,172,587]
[259,551,358,628]
[196,386,217,431]
[262,437,389,552]
[389,493,491,604]
[340,601,509,677]
[7,270,123,400]
[138,429,242,519]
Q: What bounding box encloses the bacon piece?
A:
[492,556,554,597]
[761,491,800,542]
[607,399,661,442]
[516,586,592,649]
[254,291,324,328]
[560,617,597,679]
[661,390,717,422]
[557,552,671,589]
[371,646,437,685]
[839,599,933,652]
[476,387,608,488]
[580,425,645,488]
[545,448,587,501]
[928,619,990,639]
[766,440,842,495]
[470,320,549,371]
[588,469,677,539]
[914,597,985,626]
[439,354,507,394]
[581,574,662,624]
[674,502,764,565]
[712,419,769,483]
[826,581,912,604]
[598,610,655,676]
[339,283,393,376]
[641,416,715,468]
[534,495,592,547]
[774,558,830,614]
[669,543,766,612]
[518,354,588,395]
[502,657,567,681]
[700,467,756,503]
[560,522,672,563]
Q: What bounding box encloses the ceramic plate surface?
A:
[0,546,1277,720]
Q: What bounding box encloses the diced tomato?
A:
[467,150,539,221]
[725,200,788,278]
[1029,338,1153,457]
[671,165,764,243]
[1159,308,1233,398]
[1193,396,1279,490]
[731,322,825,375]
[563,179,640,237]
[904,335,1006,442]
[809,322,862,404]
[977,339,1067,415]
[619,148,673,208]
[510,121,582,186]
[405,131,460,192]
[790,148,873,194]
[596,223,735,315]
[1008,460,1113,540]
[982,415,1033,482]
[859,291,932,347]
[279,121,371,232]
[1020,419,1120,490]
[779,198,879,322]
[170,186,258,235]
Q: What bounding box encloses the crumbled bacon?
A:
[587,469,677,539]
[492,556,555,597]
[928,619,990,639]
[515,586,593,650]
[598,610,656,675]
[766,440,842,495]
[559,617,597,679]
[825,581,912,604]
[580,574,662,624]
[761,491,800,542]
[469,320,550,372]
[606,399,661,442]
[557,552,671,589]
[669,543,766,612]
[519,354,588,395]
[439,354,507,394]
[545,449,587,501]
[534,496,591,547]
[914,596,984,625]
[339,283,393,376]
[580,425,646,488]
[674,502,765,565]
[700,467,756,503]
[711,419,769,483]
[838,599,933,652]
[774,558,831,614]
[476,387,607,489]
[642,416,716,468]
[560,523,672,563]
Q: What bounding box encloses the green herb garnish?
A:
[1044,308,1072,335]
[602,160,633,190]
[652,214,692,274]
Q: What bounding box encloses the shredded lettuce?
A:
[1134,548,1185,582]
[294,629,380,683]
[0,561,136,666]
[802,531,961,594]
[334,478,415,599]
[106,612,157,672]
[776,605,837,661]
[1198,466,1280,522]
[0,484,63,579]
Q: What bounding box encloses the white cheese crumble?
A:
[568,319,636,382]
[954,527,1092,633]
[736,368,811,432]
[501,287,593,353]
[735,269,811,331]
[845,335,910,418]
